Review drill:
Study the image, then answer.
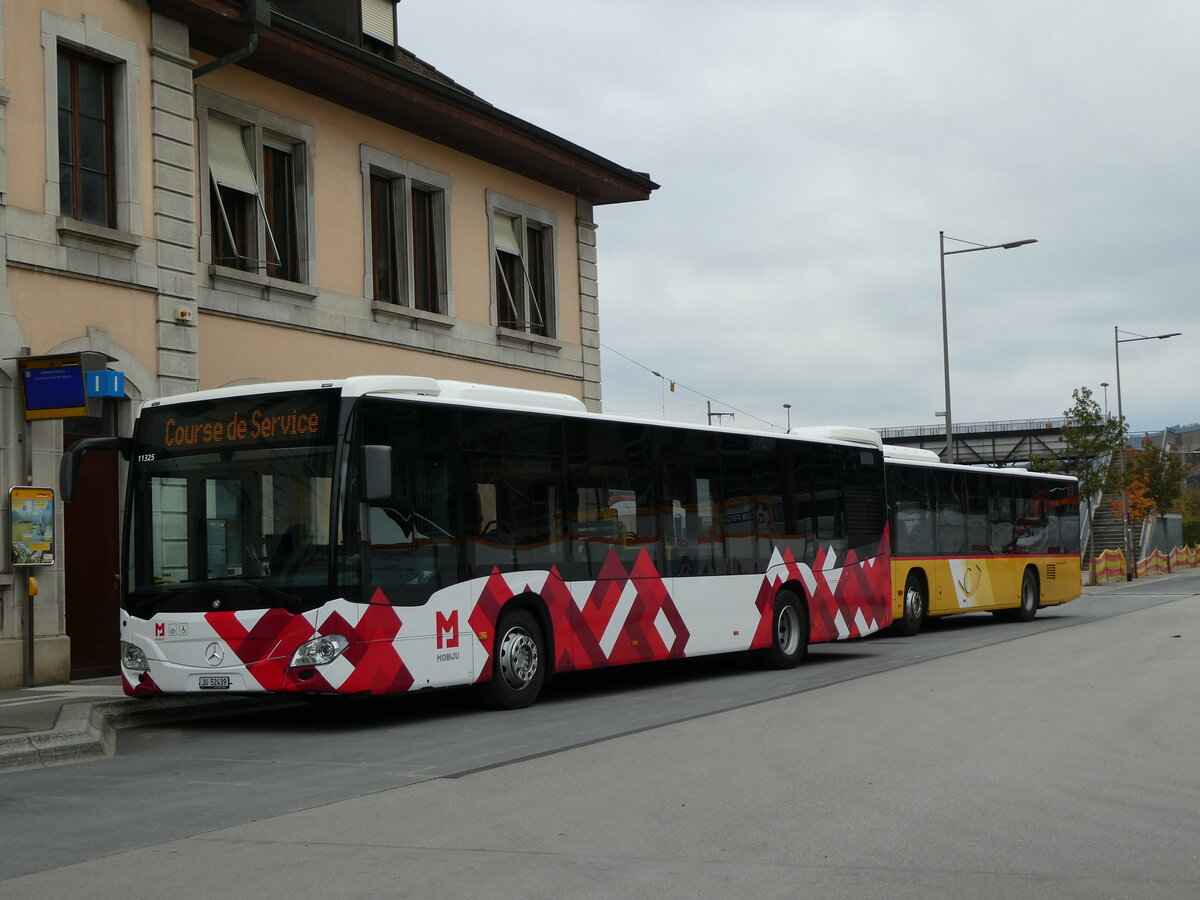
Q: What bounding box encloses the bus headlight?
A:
[121,641,149,672]
[291,634,349,667]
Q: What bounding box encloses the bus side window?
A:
[893,466,934,557]
[990,479,1017,553]
[357,402,458,605]
[936,471,967,555]
[565,420,658,579]
[661,431,724,577]
[465,454,564,575]
[964,478,989,552]
[810,446,846,559]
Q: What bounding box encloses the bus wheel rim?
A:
[498,627,538,689]
[906,585,924,620]
[777,604,800,655]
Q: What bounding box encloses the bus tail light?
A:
[290,634,349,667]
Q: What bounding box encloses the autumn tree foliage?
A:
[1119,436,1186,518]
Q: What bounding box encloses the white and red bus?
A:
[64,376,895,708]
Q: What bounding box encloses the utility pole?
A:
[706,401,733,426]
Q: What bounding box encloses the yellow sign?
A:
[10,487,55,566]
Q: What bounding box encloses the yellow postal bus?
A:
[885,446,1081,635]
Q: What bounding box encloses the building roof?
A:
[151,0,659,205]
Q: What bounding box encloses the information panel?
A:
[19,357,87,418]
[10,487,55,566]
[16,352,116,419]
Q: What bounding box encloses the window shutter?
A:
[493,213,521,255]
[362,0,395,43]
[208,117,259,195]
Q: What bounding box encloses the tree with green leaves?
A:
[1046,386,1127,581]
[1126,436,1186,518]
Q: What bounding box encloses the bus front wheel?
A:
[893,572,927,637]
[760,590,808,669]
[478,608,546,709]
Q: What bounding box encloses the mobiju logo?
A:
[436,610,459,650]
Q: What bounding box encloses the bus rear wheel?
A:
[760,590,808,669]
[893,572,927,637]
[478,608,546,709]
[1013,568,1040,622]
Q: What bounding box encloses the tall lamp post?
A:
[939,232,1037,462]
[1114,327,1181,579]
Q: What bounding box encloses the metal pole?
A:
[937,234,1035,465]
[19,348,36,684]
[940,231,954,462]
[1115,326,1132,581]
[936,232,955,460]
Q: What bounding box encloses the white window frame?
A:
[360,146,453,316]
[486,190,558,339]
[41,11,142,240]
[197,88,316,289]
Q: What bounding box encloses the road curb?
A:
[0,694,303,773]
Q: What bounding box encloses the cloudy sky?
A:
[398,1,1198,436]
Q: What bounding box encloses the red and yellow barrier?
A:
[1168,546,1195,571]
[1136,549,1170,578]
[1090,545,1200,583]
[1095,549,1128,584]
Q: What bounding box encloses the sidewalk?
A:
[0,675,298,772]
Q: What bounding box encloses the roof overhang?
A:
[150,0,659,205]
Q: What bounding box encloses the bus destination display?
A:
[138,391,336,455]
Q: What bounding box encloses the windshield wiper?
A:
[128,578,306,615]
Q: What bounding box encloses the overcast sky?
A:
[398,1,1198,436]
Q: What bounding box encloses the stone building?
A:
[0,0,656,686]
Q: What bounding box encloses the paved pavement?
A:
[4,576,1199,898]
[0,575,1176,773]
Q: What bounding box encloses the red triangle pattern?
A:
[203,589,413,694]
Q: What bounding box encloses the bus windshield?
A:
[125,390,340,617]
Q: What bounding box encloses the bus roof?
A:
[140,376,587,414]
[882,443,1077,483]
[138,376,887,452]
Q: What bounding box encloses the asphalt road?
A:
[2,572,1199,898]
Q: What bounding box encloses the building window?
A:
[42,11,143,238]
[489,193,557,338]
[204,107,310,284]
[361,0,396,57]
[361,147,451,314]
[410,186,440,312]
[263,144,298,281]
[57,49,114,227]
[369,174,400,302]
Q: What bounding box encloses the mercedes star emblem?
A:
[205,642,224,666]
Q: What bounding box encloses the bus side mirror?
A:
[60,436,131,501]
[362,444,392,505]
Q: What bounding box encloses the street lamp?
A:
[939,232,1037,462]
[1100,381,1109,418]
[1114,327,1181,579]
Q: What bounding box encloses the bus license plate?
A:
[198,676,231,690]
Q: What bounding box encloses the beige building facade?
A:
[0,0,655,686]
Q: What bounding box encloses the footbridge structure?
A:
[876,417,1069,466]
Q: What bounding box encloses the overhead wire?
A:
[600,342,784,430]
